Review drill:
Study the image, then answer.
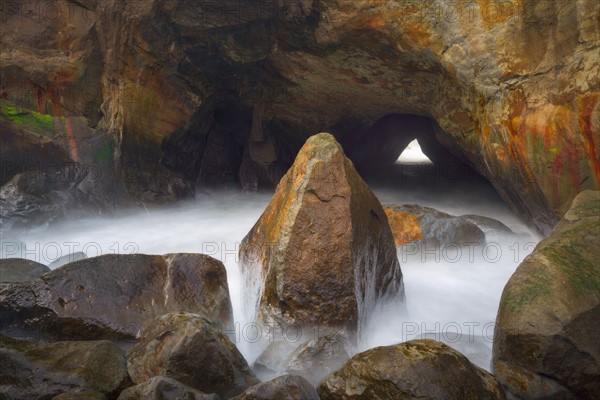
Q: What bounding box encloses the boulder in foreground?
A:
[317,340,505,400]
[493,190,600,399]
[0,335,130,400]
[127,312,258,399]
[0,253,233,340]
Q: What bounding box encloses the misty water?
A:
[0,143,540,371]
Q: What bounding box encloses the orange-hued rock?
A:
[1,0,598,234]
[239,133,404,341]
[384,208,424,246]
[383,205,488,248]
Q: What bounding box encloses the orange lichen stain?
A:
[474,0,521,29]
[384,208,423,247]
[578,94,600,186]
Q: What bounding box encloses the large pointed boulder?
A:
[239,133,404,341]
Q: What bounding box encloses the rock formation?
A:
[127,312,258,399]
[1,0,597,234]
[383,204,487,247]
[0,335,130,400]
[0,253,233,340]
[239,133,403,341]
[493,190,600,399]
[317,339,506,400]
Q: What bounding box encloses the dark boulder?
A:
[317,340,505,400]
[0,253,233,340]
[127,312,258,399]
[0,335,130,400]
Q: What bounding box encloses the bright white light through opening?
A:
[396,139,433,164]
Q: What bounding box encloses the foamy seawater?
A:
[0,177,540,370]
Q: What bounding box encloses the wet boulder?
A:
[0,253,233,340]
[0,258,49,284]
[239,133,403,341]
[383,204,486,247]
[127,312,258,399]
[493,190,600,399]
[317,340,505,400]
[231,375,318,400]
[0,335,130,400]
[116,376,220,400]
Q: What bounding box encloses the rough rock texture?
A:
[317,340,505,400]
[0,335,130,400]
[239,133,403,341]
[116,376,220,400]
[384,204,486,247]
[231,375,319,400]
[0,253,233,340]
[127,312,258,399]
[493,190,600,400]
[2,0,597,234]
[0,258,50,284]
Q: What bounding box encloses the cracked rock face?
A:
[0,253,233,340]
[239,133,404,342]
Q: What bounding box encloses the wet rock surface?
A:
[0,335,130,400]
[493,190,600,399]
[383,204,487,247]
[0,253,233,340]
[127,312,258,399]
[317,339,505,400]
[239,133,403,341]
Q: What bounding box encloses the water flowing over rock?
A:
[116,376,220,400]
[231,375,318,400]
[283,334,351,386]
[0,335,130,400]
[0,253,233,340]
[127,312,258,399]
[0,258,50,284]
[317,339,506,400]
[239,133,404,341]
[493,190,600,399]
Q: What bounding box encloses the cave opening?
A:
[340,113,488,192]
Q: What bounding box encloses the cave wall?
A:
[1,0,598,234]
